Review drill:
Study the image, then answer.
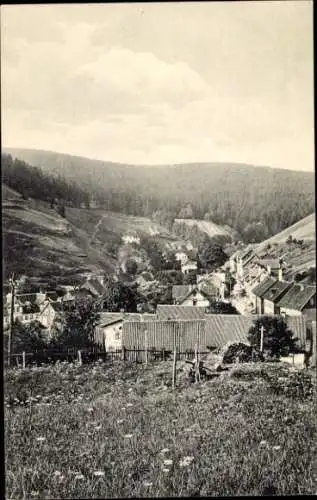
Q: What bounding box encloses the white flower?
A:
[95,425,102,431]
[121,407,126,411]
[162,468,170,473]
[143,481,153,487]
[127,403,133,407]
[259,440,267,446]
[36,437,46,442]
[163,459,173,466]
[74,474,85,480]
[93,470,105,477]
[124,434,133,439]
[179,456,194,467]
[273,445,281,450]
[53,471,61,476]
[117,419,124,424]
[160,448,170,454]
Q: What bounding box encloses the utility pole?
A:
[8,273,16,367]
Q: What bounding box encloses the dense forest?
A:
[2,150,315,243]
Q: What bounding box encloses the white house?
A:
[181,260,198,275]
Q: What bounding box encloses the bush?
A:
[248,316,297,359]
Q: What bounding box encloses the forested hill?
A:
[3,148,315,243]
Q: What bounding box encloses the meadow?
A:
[4,359,317,499]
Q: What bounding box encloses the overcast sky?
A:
[1,2,314,171]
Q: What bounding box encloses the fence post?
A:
[260,326,264,352]
[145,329,148,365]
[77,350,82,365]
[121,345,126,362]
[22,351,26,369]
[172,348,177,390]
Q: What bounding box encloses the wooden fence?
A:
[6,346,209,369]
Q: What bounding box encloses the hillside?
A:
[174,218,237,240]
[4,148,315,242]
[255,213,316,279]
[2,187,182,281]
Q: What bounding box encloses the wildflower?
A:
[93,470,105,477]
[160,448,170,454]
[121,407,126,411]
[128,388,133,392]
[74,474,85,480]
[163,459,173,466]
[124,434,133,439]
[117,419,124,424]
[127,403,133,407]
[259,440,267,447]
[88,407,94,413]
[162,468,170,473]
[179,456,194,467]
[95,425,102,431]
[36,437,46,442]
[143,481,153,487]
[273,445,281,451]
[53,471,62,476]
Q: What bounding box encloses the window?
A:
[115,331,121,340]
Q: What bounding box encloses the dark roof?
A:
[49,302,65,312]
[257,258,280,269]
[16,293,38,305]
[251,277,277,298]
[46,291,58,301]
[276,284,316,311]
[156,305,206,320]
[261,281,293,303]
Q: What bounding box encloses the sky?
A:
[1,2,314,171]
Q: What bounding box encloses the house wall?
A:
[263,299,275,315]
[182,263,197,275]
[103,323,123,350]
[38,305,56,329]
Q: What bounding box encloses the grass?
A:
[4,360,317,499]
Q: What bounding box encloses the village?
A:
[4,232,316,367]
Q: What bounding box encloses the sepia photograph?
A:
[1,1,316,498]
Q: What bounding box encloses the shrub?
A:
[248,316,298,359]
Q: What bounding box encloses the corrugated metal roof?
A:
[205,314,307,349]
[276,284,316,311]
[156,305,206,320]
[252,277,277,297]
[261,281,292,303]
[172,285,192,301]
[257,258,280,269]
[97,312,157,327]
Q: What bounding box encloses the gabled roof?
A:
[251,277,277,298]
[276,284,316,311]
[261,281,293,303]
[97,312,157,328]
[172,285,192,301]
[81,278,105,296]
[257,258,280,269]
[156,305,206,320]
[15,293,38,305]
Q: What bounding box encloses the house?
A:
[171,285,210,307]
[156,304,206,320]
[229,246,256,277]
[276,284,316,317]
[38,301,65,332]
[259,280,293,315]
[181,259,198,275]
[94,312,156,350]
[251,277,277,314]
[175,251,189,266]
[257,258,283,280]
[79,277,106,298]
[122,232,140,245]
